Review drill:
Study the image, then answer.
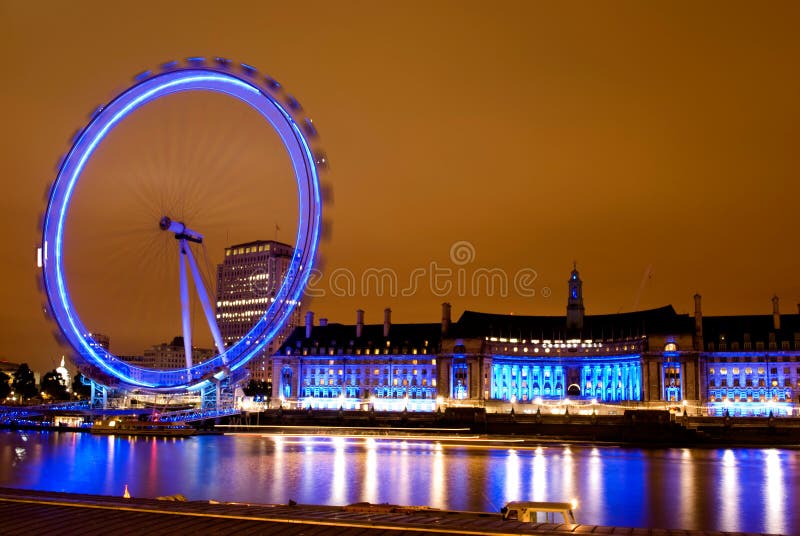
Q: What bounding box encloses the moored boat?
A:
[90,418,196,437]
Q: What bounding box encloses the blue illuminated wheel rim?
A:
[41,59,323,392]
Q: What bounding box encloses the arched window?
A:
[664,342,678,352]
[281,366,292,398]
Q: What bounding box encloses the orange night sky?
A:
[1,1,798,372]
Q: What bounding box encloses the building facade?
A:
[272,267,800,416]
[273,308,440,411]
[142,336,215,369]
[698,295,800,415]
[216,240,301,382]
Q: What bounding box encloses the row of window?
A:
[306,377,436,387]
[708,389,794,402]
[295,347,430,356]
[303,358,434,366]
[306,367,432,376]
[585,380,642,389]
[707,341,796,351]
[493,387,564,400]
[708,355,799,362]
[709,366,798,376]
[710,378,797,387]
[300,387,436,399]
[498,368,557,378]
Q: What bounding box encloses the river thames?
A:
[0,430,796,534]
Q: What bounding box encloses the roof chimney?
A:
[693,293,703,350]
[441,302,451,336]
[356,309,364,338]
[384,308,391,338]
[319,318,328,327]
[772,295,780,330]
[305,311,314,339]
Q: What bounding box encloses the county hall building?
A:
[272,266,800,416]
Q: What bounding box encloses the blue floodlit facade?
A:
[704,354,800,416]
[274,313,440,411]
[272,268,800,416]
[488,356,642,403]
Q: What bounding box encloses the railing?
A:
[154,407,240,423]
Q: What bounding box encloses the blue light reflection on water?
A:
[0,430,797,534]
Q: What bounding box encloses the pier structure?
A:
[0,487,782,536]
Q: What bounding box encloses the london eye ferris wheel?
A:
[39,57,327,393]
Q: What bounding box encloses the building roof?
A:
[227,239,292,250]
[278,322,442,355]
[701,314,800,346]
[452,305,693,340]
[274,305,800,356]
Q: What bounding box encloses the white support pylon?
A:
[164,218,227,374]
[184,244,227,362]
[179,239,193,372]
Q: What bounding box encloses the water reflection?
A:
[396,441,410,505]
[765,449,784,532]
[720,449,739,530]
[271,435,284,501]
[365,437,378,504]
[531,447,546,502]
[503,449,520,503]
[560,446,576,505]
[431,443,444,507]
[0,431,796,534]
[678,449,695,530]
[331,437,346,504]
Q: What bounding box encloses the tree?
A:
[12,364,38,401]
[40,370,69,401]
[72,372,92,399]
[243,379,270,399]
[0,371,11,400]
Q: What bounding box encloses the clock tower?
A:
[566,262,585,334]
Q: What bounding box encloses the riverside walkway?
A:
[0,487,782,536]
